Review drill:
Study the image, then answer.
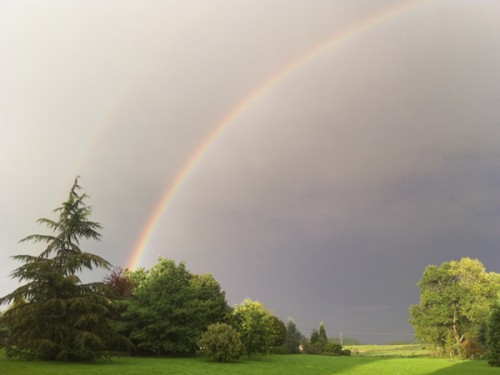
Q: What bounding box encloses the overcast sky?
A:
[2,0,500,344]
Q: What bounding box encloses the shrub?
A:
[324,341,343,355]
[341,349,352,356]
[198,323,244,362]
[303,341,324,355]
[460,338,485,359]
[271,344,290,354]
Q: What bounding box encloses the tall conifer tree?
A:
[0,178,130,361]
[319,322,327,342]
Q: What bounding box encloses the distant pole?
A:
[340,331,343,346]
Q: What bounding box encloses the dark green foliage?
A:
[284,319,303,354]
[271,344,291,354]
[324,340,343,355]
[308,323,328,353]
[318,322,328,350]
[198,323,244,362]
[0,178,131,361]
[269,315,287,348]
[122,258,230,355]
[319,322,327,342]
[303,338,348,356]
[103,268,135,339]
[341,349,352,356]
[191,273,232,330]
[487,299,500,366]
[303,341,323,354]
[310,329,320,345]
[0,311,7,348]
[304,322,349,356]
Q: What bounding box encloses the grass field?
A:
[346,344,432,357]
[1,350,499,375]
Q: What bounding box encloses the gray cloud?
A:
[2,0,500,343]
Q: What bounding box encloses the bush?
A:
[341,349,352,356]
[324,341,343,355]
[198,323,244,362]
[460,338,485,359]
[302,341,324,355]
[271,344,290,354]
[302,339,350,356]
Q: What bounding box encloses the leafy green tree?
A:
[122,258,229,355]
[284,319,303,354]
[269,315,287,348]
[232,299,275,356]
[487,298,500,366]
[190,273,232,331]
[198,323,244,362]
[0,178,130,361]
[409,258,500,358]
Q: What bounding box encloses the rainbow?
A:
[127,0,434,270]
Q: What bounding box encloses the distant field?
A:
[1,350,499,375]
[346,344,432,357]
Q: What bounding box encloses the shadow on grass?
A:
[0,352,385,375]
[195,354,386,375]
[427,359,500,375]
[7,350,498,375]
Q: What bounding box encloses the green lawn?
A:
[346,344,432,357]
[1,351,499,375]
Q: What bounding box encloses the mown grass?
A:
[346,343,432,357]
[1,350,499,375]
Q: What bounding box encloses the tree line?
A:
[0,179,499,366]
[0,179,349,362]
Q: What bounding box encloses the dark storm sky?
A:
[2,0,500,343]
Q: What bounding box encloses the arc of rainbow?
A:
[128,0,434,270]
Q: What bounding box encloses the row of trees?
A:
[197,300,300,361]
[409,258,500,365]
[1,179,499,366]
[0,179,307,361]
[301,322,351,356]
[108,259,298,358]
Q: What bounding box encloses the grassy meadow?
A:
[1,348,499,375]
[346,344,432,357]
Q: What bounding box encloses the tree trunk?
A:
[452,307,462,358]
